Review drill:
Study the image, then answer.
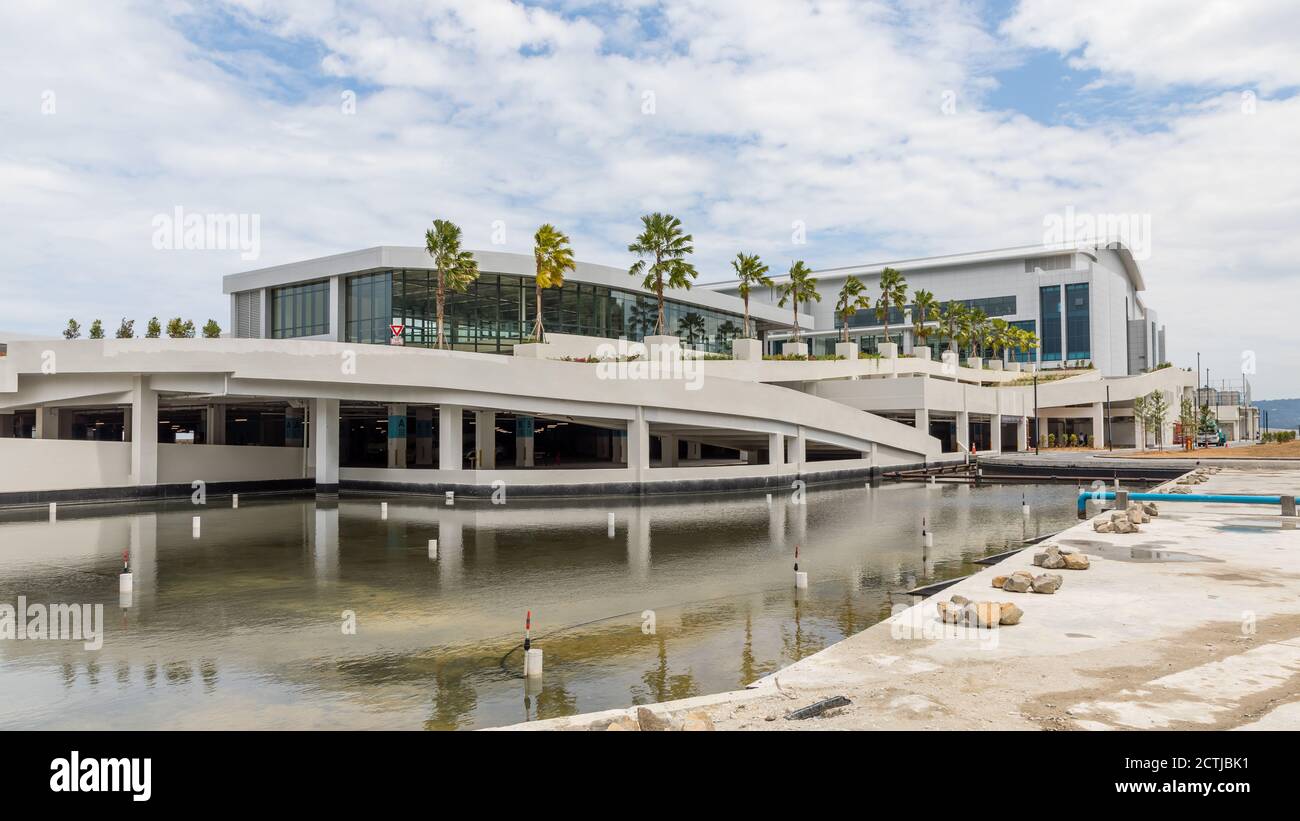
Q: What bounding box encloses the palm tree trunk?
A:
[656,277,665,336]
[743,296,750,339]
[533,282,543,342]
[792,298,799,343]
[436,271,446,349]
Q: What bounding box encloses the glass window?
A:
[271,280,330,338]
[1066,282,1090,361]
[1039,286,1062,362]
[1010,319,1037,362]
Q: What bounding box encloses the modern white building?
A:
[0,240,1197,506]
[710,241,1167,377]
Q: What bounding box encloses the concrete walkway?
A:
[508,466,1300,730]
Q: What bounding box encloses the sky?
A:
[1,0,1297,397]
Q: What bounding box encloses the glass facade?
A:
[838,295,1016,333]
[271,280,330,338]
[1039,285,1062,362]
[1065,282,1090,361]
[346,269,768,354]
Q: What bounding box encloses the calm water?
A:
[0,481,1080,730]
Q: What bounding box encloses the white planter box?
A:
[878,342,899,359]
[965,357,983,370]
[782,342,809,358]
[988,360,1004,371]
[731,338,763,360]
[834,342,858,360]
[911,345,931,361]
[512,343,551,359]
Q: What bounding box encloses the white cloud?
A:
[0,0,1296,396]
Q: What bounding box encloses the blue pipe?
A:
[1077,490,1288,516]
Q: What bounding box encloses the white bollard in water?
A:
[380,502,388,519]
[48,502,57,523]
[232,494,239,509]
[766,493,772,504]
[1022,503,1031,516]
[119,572,133,593]
[607,512,615,538]
[428,538,438,559]
[794,570,808,589]
[524,648,543,678]
[445,491,454,506]
[192,516,200,539]
[119,589,132,609]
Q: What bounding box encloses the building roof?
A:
[702,240,1147,292]
[223,246,808,327]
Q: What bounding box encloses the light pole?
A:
[1105,384,1112,451]
[1033,372,1039,456]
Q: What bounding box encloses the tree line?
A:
[62,317,221,339]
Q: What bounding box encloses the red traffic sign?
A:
[389,324,404,337]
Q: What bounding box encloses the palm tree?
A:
[911,288,938,348]
[777,261,820,345]
[875,267,908,345]
[716,319,742,348]
[424,219,480,349]
[627,213,697,336]
[966,307,989,359]
[834,276,870,343]
[531,224,576,342]
[939,300,968,354]
[628,300,657,338]
[731,253,772,339]
[677,312,706,346]
[989,317,1009,362]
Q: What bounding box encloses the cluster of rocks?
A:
[1031,544,1090,570]
[1175,466,1220,486]
[1094,501,1158,533]
[993,569,1063,594]
[591,706,715,731]
[937,594,1022,628]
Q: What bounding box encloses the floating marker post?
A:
[607,512,615,538]
[523,610,543,678]
[766,493,772,505]
[1022,493,1030,516]
[192,516,200,539]
[48,502,56,523]
[445,491,454,506]
[119,549,133,593]
[380,501,388,519]
[232,493,239,509]
[428,538,438,559]
[794,544,808,589]
[923,517,934,548]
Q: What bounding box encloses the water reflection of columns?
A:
[474,525,497,568]
[438,517,464,587]
[626,505,650,581]
[768,495,786,551]
[128,513,157,590]
[313,503,339,582]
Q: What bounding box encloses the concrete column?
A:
[686,441,701,460]
[515,415,535,467]
[311,397,339,493]
[768,432,785,466]
[205,404,226,445]
[1090,401,1105,449]
[387,403,407,468]
[439,405,462,470]
[475,410,495,469]
[1017,416,1028,451]
[129,377,157,486]
[990,414,1002,453]
[122,406,132,442]
[414,407,435,466]
[0,413,12,438]
[58,410,74,440]
[660,434,678,467]
[914,407,929,435]
[627,409,649,476]
[285,406,305,448]
[788,428,806,466]
[36,407,58,440]
[956,410,970,452]
[329,275,346,342]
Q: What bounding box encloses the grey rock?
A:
[1031,573,1063,594]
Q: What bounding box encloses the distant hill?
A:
[1256,398,1300,430]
